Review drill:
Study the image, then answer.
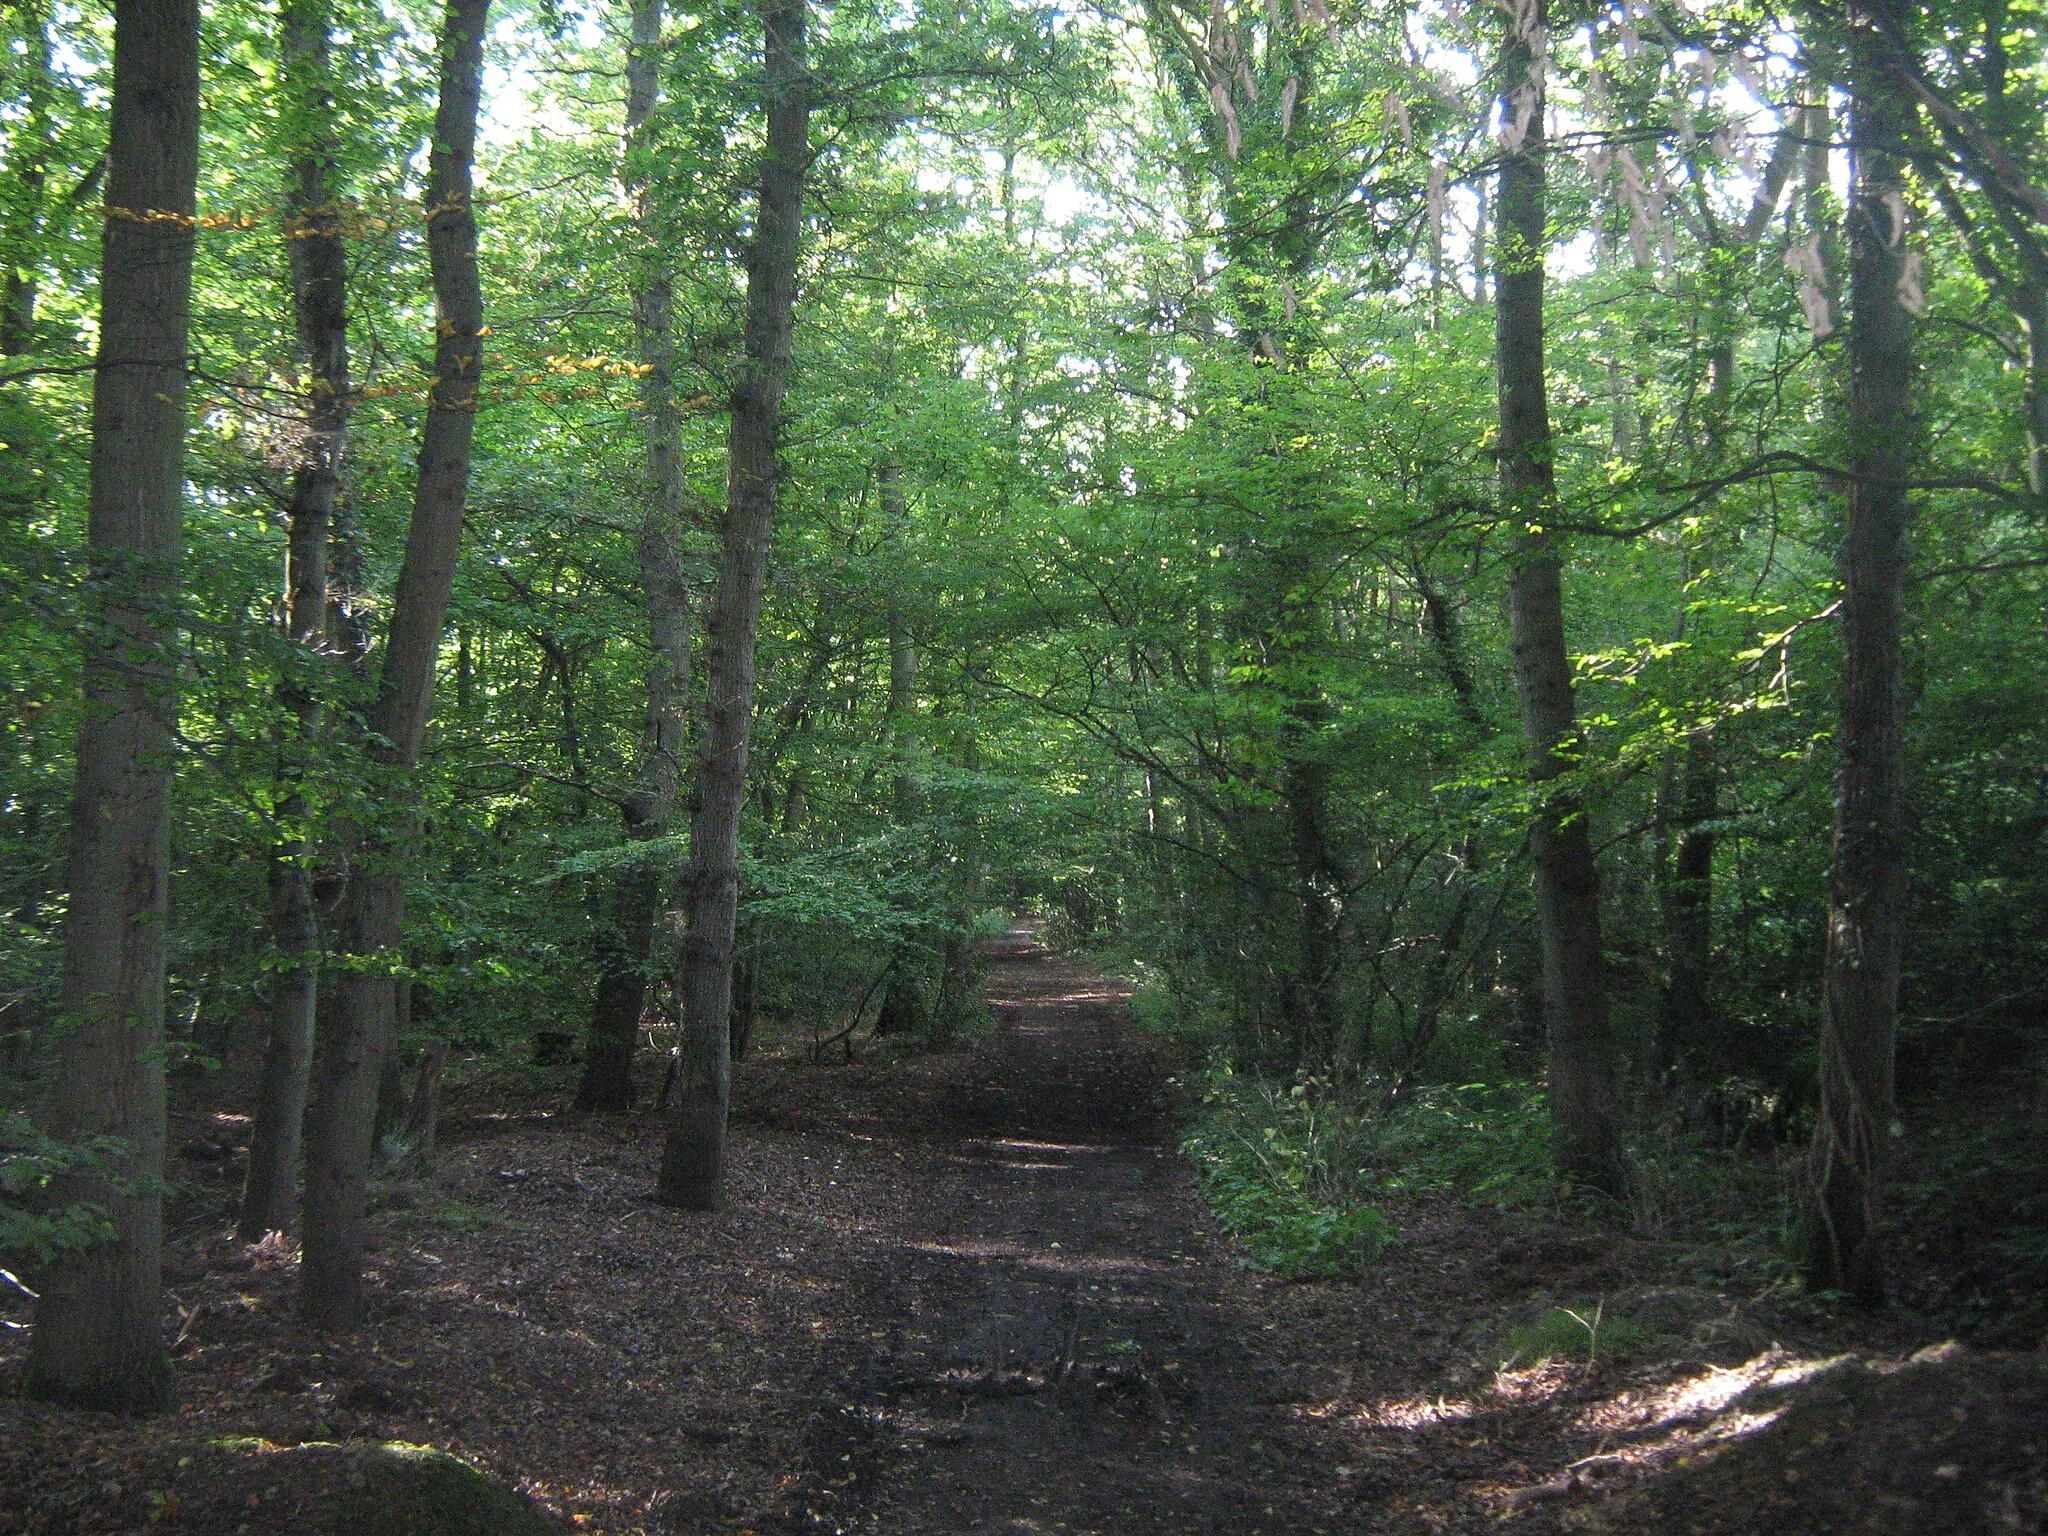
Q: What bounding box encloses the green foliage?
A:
[1363,1084,1559,1210]
[1494,1302,1662,1370]
[1184,1073,1397,1277]
[0,0,2042,1345]
[0,1110,118,1266]
[1895,1098,2048,1347]
[1185,1126,1397,1278]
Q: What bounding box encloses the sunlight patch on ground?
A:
[908,1238,1035,1260]
[1020,1251,1184,1280]
[905,1235,1186,1280]
[1577,1349,1846,1436]
[1354,1393,1479,1429]
[1488,1358,1580,1402]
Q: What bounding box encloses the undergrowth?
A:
[1493,1302,1662,1369]
[1183,1084,1395,1276]
[1178,1066,1795,1279]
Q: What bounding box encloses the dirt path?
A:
[773,921,1344,1535]
[8,921,1913,1536]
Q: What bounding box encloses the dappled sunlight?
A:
[1488,1357,1580,1403]
[1019,1249,1186,1281]
[905,1234,1186,1282]
[1582,1349,1848,1434]
[1353,1393,1479,1430]
[907,1237,1037,1260]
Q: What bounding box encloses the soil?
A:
[2,921,2039,1535]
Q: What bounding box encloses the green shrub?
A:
[1494,1301,1661,1369]
[1895,1099,2048,1346]
[1362,1081,1557,1209]
[1186,1126,1396,1276]
[0,1110,119,1266]
[1184,1073,1396,1277]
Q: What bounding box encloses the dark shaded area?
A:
[1581,1344,2048,1535]
[771,921,1345,1535]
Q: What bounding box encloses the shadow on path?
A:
[778,921,1341,1536]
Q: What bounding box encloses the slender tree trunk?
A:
[580,0,694,1112]
[1800,0,1915,1304]
[22,0,200,1414]
[1405,563,1490,1077]
[1416,567,1485,734]
[1281,710,1341,1064]
[2026,310,2048,498]
[240,0,351,1241]
[0,3,52,357]
[1643,121,1799,1093]
[876,458,924,1037]
[658,0,809,1209]
[881,462,921,818]
[1802,88,1844,332]
[1494,0,1623,1197]
[299,0,489,1327]
[1657,733,1717,1078]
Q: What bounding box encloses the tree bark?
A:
[1801,88,1844,333]
[580,0,694,1112]
[240,0,352,1242]
[1800,0,1915,1305]
[299,0,489,1327]
[0,2,53,357]
[1656,733,1717,1079]
[1280,700,1341,1064]
[1494,0,1623,1198]
[658,0,809,1209]
[2026,309,2048,499]
[876,458,924,1037]
[22,0,200,1414]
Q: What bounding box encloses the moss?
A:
[172,1438,568,1535]
[315,1442,565,1536]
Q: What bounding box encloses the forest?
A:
[2,0,2047,1530]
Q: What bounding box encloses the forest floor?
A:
[1,922,2037,1535]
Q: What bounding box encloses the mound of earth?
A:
[0,1428,567,1536]
[1576,1342,2048,1535]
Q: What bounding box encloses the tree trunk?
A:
[240,0,352,1242]
[382,1037,448,1180]
[2026,309,2048,498]
[299,0,489,1327]
[876,458,924,1037]
[1494,0,1623,1198]
[1801,88,1844,333]
[0,3,52,357]
[1800,0,1915,1305]
[1657,732,1717,1079]
[580,0,694,1111]
[1406,562,1490,1079]
[580,801,662,1110]
[883,466,921,819]
[658,0,809,1210]
[22,0,200,1414]
[1281,716,1341,1065]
